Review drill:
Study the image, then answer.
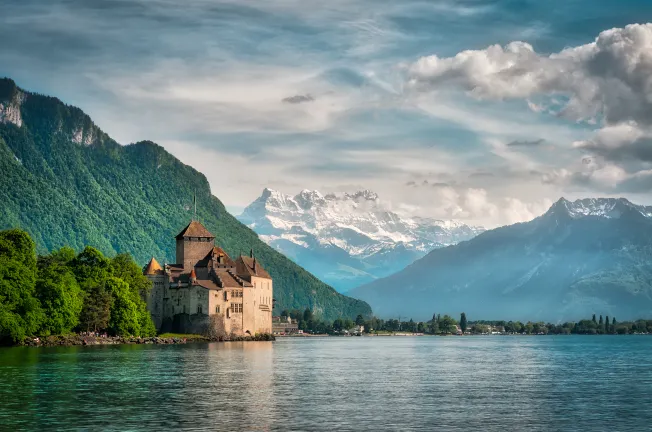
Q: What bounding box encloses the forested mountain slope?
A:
[0,78,371,321]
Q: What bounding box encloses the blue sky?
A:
[2,0,652,226]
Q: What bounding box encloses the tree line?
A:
[281,308,652,336]
[0,228,155,345]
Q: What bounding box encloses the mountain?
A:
[238,188,484,292]
[349,197,652,322]
[0,77,371,321]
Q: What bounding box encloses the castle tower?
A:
[175,220,215,269]
[144,257,166,330]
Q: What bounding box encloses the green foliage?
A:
[71,247,113,290]
[438,315,458,334]
[0,229,43,343]
[79,284,113,332]
[0,228,156,342]
[460,312,468,333]
[0,78,370,321]
[35,256,83,335]
[106,277,142,336]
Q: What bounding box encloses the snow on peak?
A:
[548,197,652,219]
[238,187,485,257]
[345,189,379,202]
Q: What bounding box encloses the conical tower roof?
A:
[144,257,163,275]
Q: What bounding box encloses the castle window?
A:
[231,303,242,313]
[197,305,203,314]
[216,306,220,313]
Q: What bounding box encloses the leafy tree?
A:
[355,314,365,326]
[430,319,439,334]
[460,312,468,334]
[111,253,152,299]
[0,229,43,343]
[438,315,457,334]
[106,277,141,336]
[605,315,610,333]
[280,310,289,318]
[71,247,113,290]
[79,284,113,332]
[592,314,597,324]
[35,258,83,335]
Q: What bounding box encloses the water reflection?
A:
[0,337,651,431]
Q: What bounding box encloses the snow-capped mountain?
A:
[237,188,484,292]
[550,197,652,219]
[350,197,652,321]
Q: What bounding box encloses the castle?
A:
[143,220,273,336]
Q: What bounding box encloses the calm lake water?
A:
[0,336,651,431]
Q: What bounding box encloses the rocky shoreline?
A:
[20,333,275,347]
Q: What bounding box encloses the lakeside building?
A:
[272,316,299,335]
[143,220,273,335]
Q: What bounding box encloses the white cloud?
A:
[407,23,652,126]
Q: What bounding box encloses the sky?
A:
[2,0,652,228]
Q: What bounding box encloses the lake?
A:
[0,336,651,431]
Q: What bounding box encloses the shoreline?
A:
[17,333,275,348]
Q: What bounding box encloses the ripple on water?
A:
[0,337,651,431]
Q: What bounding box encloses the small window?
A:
[216,306,220,313]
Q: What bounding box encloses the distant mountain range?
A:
[238,188,484,292]
[0,77,371,320]
[350,197,652,322]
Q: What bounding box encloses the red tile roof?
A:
[235,256,271,279]
[175,220,215,239]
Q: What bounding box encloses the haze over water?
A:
[1,337,651,431]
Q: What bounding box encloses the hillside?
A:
[350,198,652,322]
[238,187,483,292]
[0,78,371,321]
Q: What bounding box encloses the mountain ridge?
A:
[350,196,652,322]
[0,77,371,321]
[238,187,484,291]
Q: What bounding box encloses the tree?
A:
[0,229,43,344]
[106,277,141,336]
[111,253,152,299]
[35,259,83,335]
[605,315,610,333]
[303,308,314,323]
[79,285,113,332]
[71,247,113,289]
[460,313,468,334]
[430,319,439,334]
[438,315,457,334]
[592,314,597,324]
[280,310,289,318]
[355,314,365,326]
